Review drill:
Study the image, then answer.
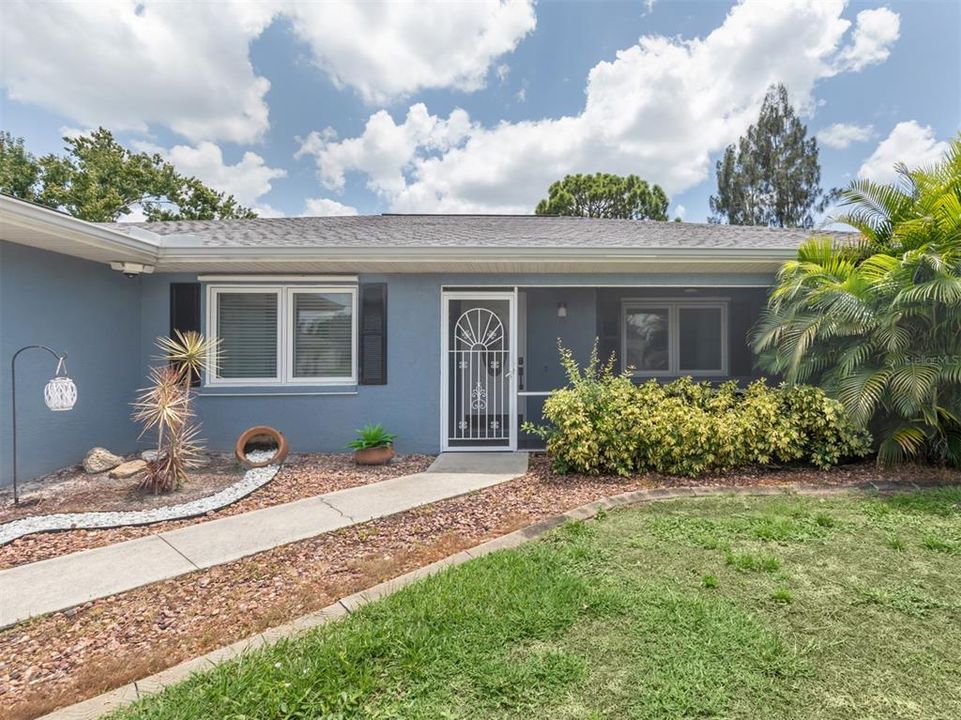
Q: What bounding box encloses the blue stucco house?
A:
[1,193,827,485]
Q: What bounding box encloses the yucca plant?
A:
[754,135,961,466]
[133,331,219,492]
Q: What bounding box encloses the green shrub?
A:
[523,344,872,477]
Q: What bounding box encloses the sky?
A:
[1,0,959,223]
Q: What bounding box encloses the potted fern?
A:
[348,424,397,465]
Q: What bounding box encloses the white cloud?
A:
[166,143,286,208]
[857,121,948,184]
[298,0,902,213]
[515,88,527,103]
[837,7,900,71]
[817,122,875,149]
[58,126,96,141]
[134,139,286,215]
[296,103,474,198]
[285,2,535,104]
[674,204,687,220]
[2,1,535,143]
[3,1,275,144]
[303,198,359,216]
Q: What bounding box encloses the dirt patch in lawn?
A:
[0,453,434,569]
[2,457,959,720]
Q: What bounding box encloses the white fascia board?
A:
[1,195,160,261]
[158,245,798,267]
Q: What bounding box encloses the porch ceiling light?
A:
[557,302,568,318]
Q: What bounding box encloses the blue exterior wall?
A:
[139,273,444,456]
[139,271,774,457]
[0,257,776,485]
[0,241,143,485]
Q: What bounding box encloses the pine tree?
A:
[710,84,834,228]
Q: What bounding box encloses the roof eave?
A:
[0,195,160,263]
[156,245,798,268]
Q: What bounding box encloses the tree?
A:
[0,128,256,222]
[753,135,961,466]
[0,132,41,199]
[710,84,834,228]
[535,173,669,220]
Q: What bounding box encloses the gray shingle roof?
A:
[109,215,851,250]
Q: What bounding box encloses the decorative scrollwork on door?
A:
[448,305,510,445]
[454,308,504,350]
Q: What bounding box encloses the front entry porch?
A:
[441,285,770,452]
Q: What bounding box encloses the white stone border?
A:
[0,464,281,546]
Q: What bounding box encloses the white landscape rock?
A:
[245,449,277,464]
[83,447,123,474]
[0,464,281,546]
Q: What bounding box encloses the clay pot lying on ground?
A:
[235,426,289,468]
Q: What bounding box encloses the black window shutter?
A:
[359,283,387,385]
[170,283,202,386]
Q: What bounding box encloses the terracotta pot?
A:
[353,445,396,466]
[235,426,289,468]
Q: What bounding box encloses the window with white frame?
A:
[207,285,357,385]
[622,300,728,376]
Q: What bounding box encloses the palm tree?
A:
[753,135,961,466]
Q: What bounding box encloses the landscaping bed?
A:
[2,457,959,719]
[0,453,433,569]
[0,454,245,524]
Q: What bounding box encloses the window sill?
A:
[198,385,358,397]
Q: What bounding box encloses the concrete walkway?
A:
[0,452,528,628]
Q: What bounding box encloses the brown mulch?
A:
[2,457,960,720]
[0,453,434,569]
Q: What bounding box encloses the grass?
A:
[110,488,961,720]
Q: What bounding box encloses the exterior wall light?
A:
[557,302,568,318]
[10,345,77,504]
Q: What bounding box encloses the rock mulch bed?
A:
[3,457,959,720]
[0,454,246,524]
[0,463,280,546]
[0,453,434,570]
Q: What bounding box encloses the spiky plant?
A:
[754,135,961,466]
[157,329,220,389]
[133,331,219,493]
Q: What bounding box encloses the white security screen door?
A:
[442,292,516,450]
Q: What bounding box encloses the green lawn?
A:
[114,489,961,719]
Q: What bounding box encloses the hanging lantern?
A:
[44,356,77,412]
